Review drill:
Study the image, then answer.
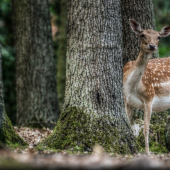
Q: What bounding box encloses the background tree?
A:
[121,0,158,66]
[0,45,27,147]
[153,0,170,57]
[12,0,59,128]
[38,0,136,153]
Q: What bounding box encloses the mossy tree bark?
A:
[0,45,27,147]
[121,0,158,66]
[57,0,67,109]
[12,0,59,128]
[38,0,136,154]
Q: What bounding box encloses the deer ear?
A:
[129,19,142,34]
[159,26,170,37]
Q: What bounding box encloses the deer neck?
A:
[128,49,152,91]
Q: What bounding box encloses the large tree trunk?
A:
[57,0,67,109]
[12,0,59,128]
[121,0,158,66]
[0,45,27,146]
[38,0,136,153]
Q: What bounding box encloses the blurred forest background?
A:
[0,0,169,125]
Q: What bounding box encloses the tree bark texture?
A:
[57,0,67,109]
[121,0,158,66]
[0,45,27,146]
[38,0,136,153]
[64,0,125,117]
[12,0,59,128]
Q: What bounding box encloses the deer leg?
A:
[144,101,152,155]
[125,102,134,125]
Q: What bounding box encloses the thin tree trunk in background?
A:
[0,44,27,146]
[12,0,59,128]
[121,0,158,66]
[38,0,136,153]
[57,0,67,109]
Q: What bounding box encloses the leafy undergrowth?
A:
[132,111,169,154]
[135,121,168,154]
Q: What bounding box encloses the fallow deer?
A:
[123,19,170,155]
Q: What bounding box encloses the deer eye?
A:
[158,36,161,40]
[141,34,146,39]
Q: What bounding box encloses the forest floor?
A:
[0,127,170,169]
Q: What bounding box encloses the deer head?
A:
[129,19,170,54]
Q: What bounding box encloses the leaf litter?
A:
[0,127,170,169]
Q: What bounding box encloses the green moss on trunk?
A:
[0,113,27,148]
[37,107,137,154]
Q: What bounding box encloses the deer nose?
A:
[149,44,156,50]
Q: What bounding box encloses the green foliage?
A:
[153,0,170,57]
[136,111,169,153]
[164,116,170,151]
[0,0,16,124]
